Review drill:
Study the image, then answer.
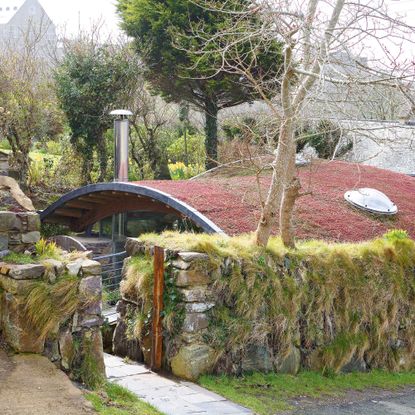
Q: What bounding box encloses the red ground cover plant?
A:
[136,160,415,242]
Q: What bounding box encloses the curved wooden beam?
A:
[40,182,225,235]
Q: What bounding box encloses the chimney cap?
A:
[110,109,133,118]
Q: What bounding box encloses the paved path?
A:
[104,353,252,415]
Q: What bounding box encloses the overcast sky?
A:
[38,0,122,37]
[37,0,415,57]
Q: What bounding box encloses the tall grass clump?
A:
[121,256,154,341]
[24,274,80,338]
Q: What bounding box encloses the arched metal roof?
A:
[40,182,225,235]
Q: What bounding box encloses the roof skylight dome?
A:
[344,188,398,215]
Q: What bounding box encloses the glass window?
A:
[344,188,397,215]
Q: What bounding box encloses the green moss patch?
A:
[2,252,37,264]
[200,370,415,414]
[86,382,163,415]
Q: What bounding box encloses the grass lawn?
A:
[86,382,164,415]
[199,370,415,414]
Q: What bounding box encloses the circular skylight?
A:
[344,188,398,215]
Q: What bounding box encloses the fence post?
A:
[151,246,164,371]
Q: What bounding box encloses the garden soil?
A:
[0,351,95,415]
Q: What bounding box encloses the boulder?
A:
[242,345,273,373]
[23,212,41,232]
[112,319,143,362]
[42,259,64,283]
[66,259,83,276]
[179,287,212,303]
[59,330,75,370]
[171,344,216,381]
[185,302,215,313]
[0,234,8,250]
[79,275,102,315]
[175,270,211,287]
[0,292,44,353]
[341,355,367,373]
[277,346,301,375]
[7,263,45,280]
[78,314,104,328]
[21,231,40,244]
[0,275,35,295]
[0,176,35,211]
[177,252,210,263]
[82,329,106,378]
[182,313,209,333]
[125,238,145,257]
[80,259,101,276]
[0,212,20,231]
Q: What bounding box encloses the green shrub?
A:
[0,140,11,150]
[35,238,62,259]
[296,120,351,158]
[383,229,409,241]
[167,133,206,167]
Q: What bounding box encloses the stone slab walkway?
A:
[104,353,253,415]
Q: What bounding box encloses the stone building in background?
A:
[0,0,57,59]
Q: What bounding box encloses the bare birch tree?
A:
[188,0,415,247]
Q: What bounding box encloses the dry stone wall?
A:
[0,176,105,384]
[115,236,415,382]
[0,211,41,253]
[0,253,106,382]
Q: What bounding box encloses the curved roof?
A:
[136,160,415,242]
[41,160,415,242]
[40,182,224,234]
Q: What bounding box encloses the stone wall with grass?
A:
[114,230,415,381]
[0,175,41,254]
[0,242,106,388]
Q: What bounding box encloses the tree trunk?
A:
[81,152,93,185]
[16,150,30,190]
[97,131,107,182]
[154,155,171,180]
[255,118,296,246]
[147,128,171,180]
[205,99,218,170]
[280,177,301,248]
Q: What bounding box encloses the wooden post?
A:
[151,246,164,371]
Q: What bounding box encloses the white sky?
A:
[38,0,122,38]
[37,0,415,38]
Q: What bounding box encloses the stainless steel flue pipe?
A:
[110,109,132,182]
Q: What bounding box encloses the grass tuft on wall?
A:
[24,274,80,339]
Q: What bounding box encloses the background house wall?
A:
[0,0,57,59]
